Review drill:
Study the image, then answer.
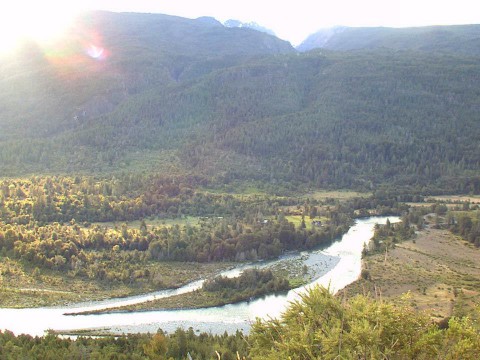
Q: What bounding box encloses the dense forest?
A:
[0,173,415,295]
[0,175,363,288]
[0,12,479,193]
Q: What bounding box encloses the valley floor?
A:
[344,227,480,321]
[0,261,231,308]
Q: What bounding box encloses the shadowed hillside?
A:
[0,13,479,193]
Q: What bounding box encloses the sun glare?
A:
[0,1,79,54]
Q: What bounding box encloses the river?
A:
[0,216,398,336]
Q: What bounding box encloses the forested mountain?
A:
[0,12,479,193]
[297,24,480,54]
[0,11,293,139]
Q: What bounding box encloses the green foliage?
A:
[202,268,290,303]
[249,286,480,359]
[370,217,416,253]
[0,328,249,359]
[1,14,479,194]
[0,175,364,287]
[450,211,480,246]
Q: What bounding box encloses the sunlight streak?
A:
[0,1,79,54]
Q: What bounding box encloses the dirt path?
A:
[16,288,73,294]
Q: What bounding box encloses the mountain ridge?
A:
[297,24,480,54]
[0,12,479,193]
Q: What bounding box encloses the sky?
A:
[79,0,480,45]
[1,0,480,47]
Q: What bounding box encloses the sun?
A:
[0,1,80,54]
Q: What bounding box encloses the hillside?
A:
[0,11,293,140]
[298,24,480,54]
[0,12,479,193]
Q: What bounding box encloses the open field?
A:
[201,185,270,197]
[427,195,480,204]
[284,215,328,230]
[405,194,480,209]
[305,190,371,201]
[344,228,480,321]
[405,202,460,209]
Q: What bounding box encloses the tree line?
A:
[0,174,413,288]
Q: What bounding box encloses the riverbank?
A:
[0,260,233,308]
[68,281,291,315]
[66,251,340,315]
[343,227,480,321]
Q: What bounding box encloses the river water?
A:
[0,216,397,336]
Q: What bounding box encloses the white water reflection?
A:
[0,216,398,336]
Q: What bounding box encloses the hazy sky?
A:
[4,1,480,46]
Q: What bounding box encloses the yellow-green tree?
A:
[249,286,480,359]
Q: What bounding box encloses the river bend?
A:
[0,216,397,336]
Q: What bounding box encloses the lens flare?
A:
[0,2,113,82]
[86,44,107,60]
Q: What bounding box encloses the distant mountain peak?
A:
[195,16,223,27]
[224,19,276,36]
[297,26,348,52]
